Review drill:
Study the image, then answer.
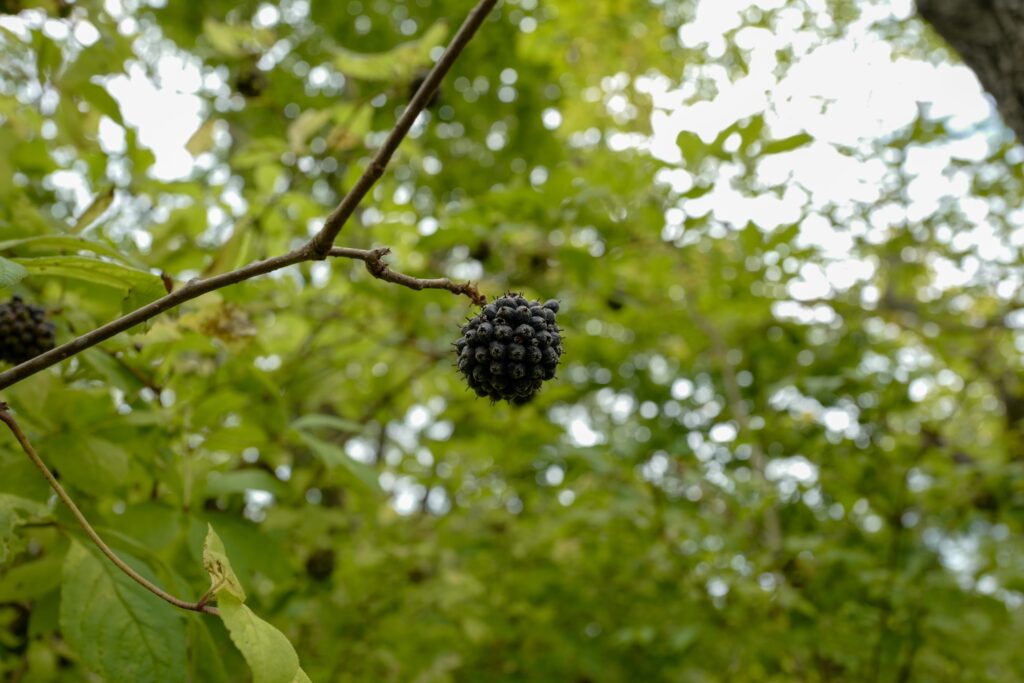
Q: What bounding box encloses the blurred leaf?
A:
[332,21,448,82]
[0,494,49,562]
[72,186,116,233]
[187,118,218,156]
[202,19,274,57]
[0,256,28,288]
[761,132,813,155]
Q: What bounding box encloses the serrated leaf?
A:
[0,256,27,288]
[332,20,448,82]
[0,494,49,562]
[218,594,303,683]
[60,541,186,683]
[202,525,246,601]
[187,118,218,156]
[73,186,115,233]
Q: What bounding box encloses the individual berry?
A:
[0,296,56,365]
[453,291,563,403]
[514,324,534,341]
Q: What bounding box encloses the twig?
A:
[308,0,499,256]
[0,404,219,616]
[329,247,486,305]
[686,302,783,556]
[0,0,499,392]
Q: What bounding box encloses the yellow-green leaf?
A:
[73,186,115,233]
[332,20,448,82]
[202,524,246,601]
[287,109,333,153]
[0,256,27,288]
[219,595,305,683]
[187,118,218,156]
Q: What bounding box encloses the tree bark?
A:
[917,0,1024,142]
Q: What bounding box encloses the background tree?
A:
[1,1,1023,681]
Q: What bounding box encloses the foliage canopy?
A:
[1,0,1023,681]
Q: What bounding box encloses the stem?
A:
[0,406,219,616]
[0,0,500,392]
[686,302,783,555]
[0,249,307,390]
[330,247,486,305]
[308,0,500,256]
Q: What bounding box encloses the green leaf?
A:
[761,132,813,155]
[204,222,254,276]
[291,414,365,433]
[76,82,124,125]
[0,256,28,288]
[14,255,164,294]
[294,431,381,492]
[206,470,286,498]
[202,526,310,683]
[332,21,448,82]
[187,118,218,156]
[218,595,304,683]
[73,186,116,233]
[201,525,246,601]
[287,109,333,153]
[0,552,64,602]
[122,276,167,319]
[0,494,49,563]
[203,19,274,57]
[60,541,186,683]
[0,235,128,261]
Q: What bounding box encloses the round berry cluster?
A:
[455,293,563,404]
[0,296,56,365]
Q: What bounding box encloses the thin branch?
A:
[308,0,499,257]
[0,404,218,616]
[0,248,308,390]
[0,0,499,392]
[330,247,486,305]
[686,302,783,556]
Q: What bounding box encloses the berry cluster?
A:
[455,293,563,404]
[0,296,56,365]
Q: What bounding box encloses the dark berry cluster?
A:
[0,296,56,365]
[455,293,563,404]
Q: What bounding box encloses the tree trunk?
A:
[917,0,1024,142]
